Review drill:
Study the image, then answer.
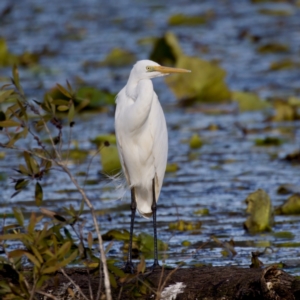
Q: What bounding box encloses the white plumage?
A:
[115,60,168,217]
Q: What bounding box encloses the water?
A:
[1,0,300,273]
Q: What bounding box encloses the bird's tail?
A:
[106,171,127,201]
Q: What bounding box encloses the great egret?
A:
[115,60,190,272]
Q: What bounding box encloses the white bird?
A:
[114,60,190,272]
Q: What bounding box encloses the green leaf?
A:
[0,90,14,103]
[8,249,26,259]
[68,102,75,125]
[59,249,78,267]
[27,212,36,234]
[109,272,117,288]
[15,179,29,190]
[35,182,43,206]
[18,164,29,175]
[0,233,24,240]
[24,151,33,174]
[57,241,72,259]
[12,207,24,227]
[52,99,70,106]
[42,265,59,275]
[57,105,69,111]
[12,65,24,95]
[56,83,72,98]
[0,120,20,127]
[30,246,44,264]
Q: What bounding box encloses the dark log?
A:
[1,265,300,299]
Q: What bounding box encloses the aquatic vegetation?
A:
[168,13,212,26]
[254,136,283,146]
[150,32,231,103]
[189,133,203,149]
[99,144,121,175]
[0,38,39,67]
[275,194,300,215]
[244,189,274,233]
[99,48,136,67]
[231,91,271,111]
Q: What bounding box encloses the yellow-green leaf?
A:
[68,103,75,125]
[0,233,24,240]
[35,182,43,206]
[13,207,24,226]
[56,83,72,98]
[57,241,72,258]
[57,105,69,111]
[0,89,14,103]
[0,120,20,127]
[30,246,44,264]
[13,65,24,95]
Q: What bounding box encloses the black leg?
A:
[124,188,136,273]
[151,177,160,269]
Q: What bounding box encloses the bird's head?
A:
[130,60,191,81]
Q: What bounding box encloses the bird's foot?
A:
[123,261,135,274]
[150,259,161,272]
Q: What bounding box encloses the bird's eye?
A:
[146,66,152,72]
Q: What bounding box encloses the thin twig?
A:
[57,161,112,300]
[96,260,102,300]
[60,268,90,300]
[36,290,59,300]
[87,268,94,300]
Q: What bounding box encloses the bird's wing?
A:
[149,92,168,196]
[115,88,131,185]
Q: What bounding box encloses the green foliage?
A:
[0,210,80,298]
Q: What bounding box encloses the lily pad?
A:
[275,194,300,215]
[166,163,178,173]
[169,219,202,231]
[168,13,208,26]
[138,232,167,253]
[284,150,300,164]
[257,43,289,54]
[269,59,295,71]
[232,91,271,111]
[194,208,209,215]
[0,38,39,67]
[100,48,136,67]
[149,32,183,66]
[255,136,283,146]
[258,8,293,16]
[189,134,203,149]
[244,189,274,233]
[99,144,121,175]
[91,134,116,147]
[165,55,231,103]
[272,100,299,122]
[76,86,115,108]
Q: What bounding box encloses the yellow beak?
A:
[152,65,191,74]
